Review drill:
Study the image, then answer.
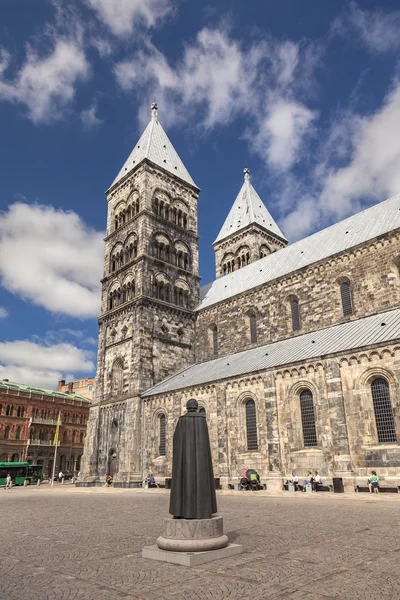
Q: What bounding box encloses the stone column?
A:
[325,359,353,485]
[264,374,284,492]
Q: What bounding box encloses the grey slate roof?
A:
[109,105,197,190]
[199,193,400,311]
[214,169,287,244]
[142,308,400,397]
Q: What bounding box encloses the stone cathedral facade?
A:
[80,104,400,491]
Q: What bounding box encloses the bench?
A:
[355,485,400,493]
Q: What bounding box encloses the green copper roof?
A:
[0,380,90,403]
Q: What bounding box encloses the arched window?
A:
[80,432,84,444]
[245,399,258,451]
[340,281,353,316]
[4,426,10,440]
[291,299,300,331]
[199,407,206,415]
[63,431,68,443]
[300,389,317,447]
[249,312,257,343]
[15,427,21,440]
[159,415,166,456]
[371,378,397,443]
[12,453,19,462]
[72,431,76,443]
[111,358,124,397]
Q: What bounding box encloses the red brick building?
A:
[0,379,90,478]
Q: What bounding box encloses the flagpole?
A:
[51,412,61,487]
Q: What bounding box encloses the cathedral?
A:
[80,103,400,491]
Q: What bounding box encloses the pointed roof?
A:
[214,168,287,244]
[109,103,198,191]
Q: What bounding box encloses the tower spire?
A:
[151,101,158,120]
[244,167,250,183]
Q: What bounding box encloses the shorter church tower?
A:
[213,168,287,278]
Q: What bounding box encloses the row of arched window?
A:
[207,282,354,356]
[153,281,190,308]
[110,238,138,272]
[32,408,57,420]
[153,198,188,229]
[221,245,273,276]
[2,426,22,440]
[114,193,140,231]
[223,252,250,275]
[152,378,397,457]
[108,281,135,310]
[62,413,87,425]
[152,239,190,271]
[0,404,26,417]
[62,430,85,444]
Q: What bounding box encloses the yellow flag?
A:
[53,413,61,445]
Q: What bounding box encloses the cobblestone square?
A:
[1,487,400,600]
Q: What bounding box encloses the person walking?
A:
[5,473,12,489]
[58,470,64,484]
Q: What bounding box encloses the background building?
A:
[80,104,400,490]
[0,379,89,477]
[58,378,95,401]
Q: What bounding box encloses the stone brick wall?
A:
[196,231,400,361]
[143,340,400,488]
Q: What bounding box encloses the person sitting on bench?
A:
[312,471,323,491]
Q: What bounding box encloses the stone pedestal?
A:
[157,516,228,552]
[142,515,243,566]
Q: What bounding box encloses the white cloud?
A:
[333,2,400,54]
[0,306,8,318]
[0,339,95,389]
[84,0,174,36]
[81,102,103,130]
[248,99,316,171]
[115,29,318,171]
[281,80,400,240]
[0,202,103,318]
[0,38,89,124]
[0,340,94,371]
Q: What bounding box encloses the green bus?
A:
[0,462,43,486]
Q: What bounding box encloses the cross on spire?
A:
[151,102,158,120]
[244,167,250,182]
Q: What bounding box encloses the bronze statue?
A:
[169,399,217,519]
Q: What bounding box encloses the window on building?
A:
[198,407,206,415]
[159,415,166,456]
[249,312,257,343]
[340,281,353,316]
[291,299,301,331]
[300,389,317,447]
[63,431,68,443]
[245,399,258,451]
[15,427,21,440]
[88,385,93,392]
[72,431,76,443]
[80,432,84,444]
[111,358,124,397]
[4,426,10,440]
[371,378,397,443]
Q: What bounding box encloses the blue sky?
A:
[1,0,400,388]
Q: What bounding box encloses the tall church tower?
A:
[80,104,200,486]
[213,168,287,278]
